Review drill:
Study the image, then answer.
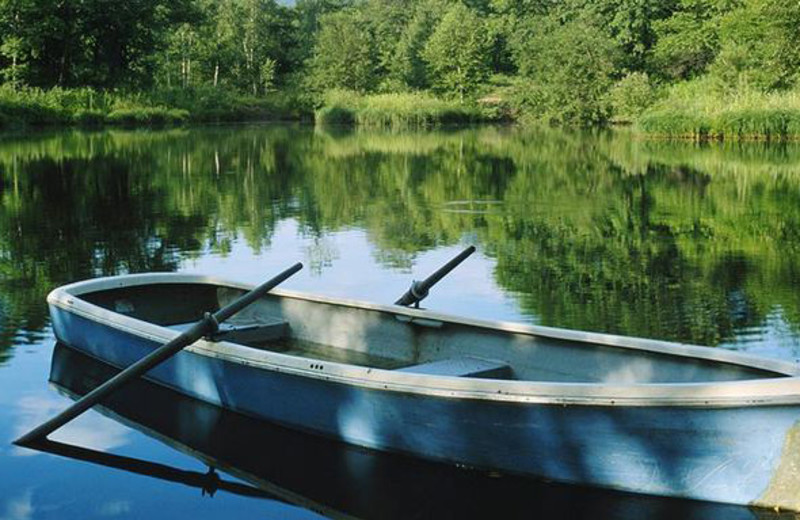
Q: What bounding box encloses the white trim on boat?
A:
[47,273,800,407]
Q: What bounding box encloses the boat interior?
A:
[80,282,789,384]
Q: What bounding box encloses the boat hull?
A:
[46,343,762,520]
[49,303,800,510]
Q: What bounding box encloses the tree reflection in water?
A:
[1,126,799,362]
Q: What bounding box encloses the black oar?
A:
[15,262,303,445]
[395,246,476,307]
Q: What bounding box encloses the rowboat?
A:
[42,343,760,520]
[44,270,800,511]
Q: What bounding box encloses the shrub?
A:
[106,107,188,126]
[73,109,106,126]
[608,72,659,122]
[316,106,357,126]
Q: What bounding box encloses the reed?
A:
[637,79,800,140]
[316,90,484,129]
[105,107,190,126]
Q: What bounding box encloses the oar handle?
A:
[15,262,303,446]
[395,246,476,307]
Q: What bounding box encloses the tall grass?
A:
[637,79,800,140]
[149,86,311,122]
[0,84,311,130]
[316,90,486,129]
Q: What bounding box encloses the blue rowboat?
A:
[45,343,761,520]
[47,273,800,511]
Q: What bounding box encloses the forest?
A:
[0,0,799,135]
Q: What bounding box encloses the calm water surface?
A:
[1,124,799,518]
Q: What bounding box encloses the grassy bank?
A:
[315,90,493,129]
[637,80,800,140]
[0,85,311,130]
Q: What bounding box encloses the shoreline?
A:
[3,88,800,142]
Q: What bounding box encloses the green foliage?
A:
[650,1,722,80]
[309,10,375,92]
[638,110,712,138]
[106,107,190,126]
[1,0,800,129]
[714,109,800,139]
[361,0,415,85]
[315,89,485,128]
[73,109,106,126]
[260,58,277,92]
[608,72,659,122]
[0,85,72,126]
[0,35,27,87]
[384,2,442,91]
[156,0,296,95]
[553,0,675,72]
[709,0,800,91]
[511,16,619,126]
[0,0,198,89]
[292,0,354,67]
[316,105,357,126]
[0,84,309,128]
[637,78,800,139]
[146,85,311,121]
[422,3,491,102]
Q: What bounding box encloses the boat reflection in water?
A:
[38,343,782,520]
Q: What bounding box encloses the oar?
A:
[15,262,303,446]
[395,245,476,307]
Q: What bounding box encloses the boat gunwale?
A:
[47,273,800,407]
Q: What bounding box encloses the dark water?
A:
[1,124,799,518]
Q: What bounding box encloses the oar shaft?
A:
[15,262,302,445]
[395,246,476,307]
[418,245,476,289]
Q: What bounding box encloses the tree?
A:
[361,0,415,86]
[0,0,31,87]
[551,0,677,73]
[292,0,353,68]
[260,58,276,92]
[0,35,26,87]
[422,3,491,102]
[155,0,292,94]
[166,23,202,88]
[385,0,444,90]
[650,0,724,80]
[607,71,657,121]
[709,0,800,91]
[511,16,619,125]
[309,9,375,92]
[0,0,197,88]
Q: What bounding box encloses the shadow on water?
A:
[29,343,790,520]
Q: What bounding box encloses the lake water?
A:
[1,124,799,519]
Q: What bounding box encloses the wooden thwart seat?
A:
[397,357,512,379]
